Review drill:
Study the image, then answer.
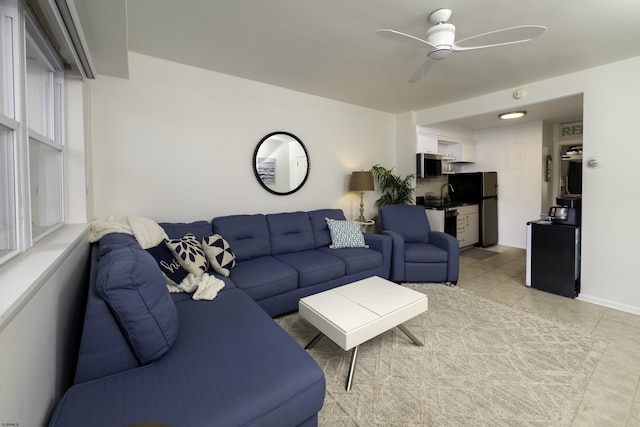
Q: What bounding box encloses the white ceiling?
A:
[76,0,640,127]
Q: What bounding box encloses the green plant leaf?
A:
[370,164,415,208]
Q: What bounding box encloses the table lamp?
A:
[349,171,375,222]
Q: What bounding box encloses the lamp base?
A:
[357,191,367,223]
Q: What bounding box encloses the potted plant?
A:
[370,164,416,209]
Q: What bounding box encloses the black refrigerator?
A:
[448,172,498,247]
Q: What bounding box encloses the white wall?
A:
[412,56,640,314]
[579,57,640,313]
[0,233,89,427]
[471,122,544,249]
[88,53,395,223]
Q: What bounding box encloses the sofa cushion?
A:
[95,243,179,365]
[318,246,383,275]
[325,218,368,249]
[229,256,299,301]
[267,211,315,255]
[275,250,345,288]
[165,233,208,276]
[160,220,212,241]
[405,242,449,263]
[97,232,138,255]
[48,289,326,427]
[308,208,347,247]
[212,214,271,261]
[201,234,237,277]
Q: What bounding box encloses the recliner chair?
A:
[378,204,459,284]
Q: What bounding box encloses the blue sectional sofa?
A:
[48,209,391,427]
[210,208,391,316]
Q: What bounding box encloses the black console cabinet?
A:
[527,221,580,298]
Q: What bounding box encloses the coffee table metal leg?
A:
[304,332,324,350]
[346,346,359,391]
[398,324,423,346]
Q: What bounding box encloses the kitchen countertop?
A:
[421,200,477,210]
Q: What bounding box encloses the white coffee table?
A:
[299,276,428,391]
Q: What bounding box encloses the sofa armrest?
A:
[380,230,405,281]
[363,233,392,279]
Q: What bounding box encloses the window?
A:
[0,0,66,263]
[0,0,17,263]
[0,125,15,261]
[26,26,65,240]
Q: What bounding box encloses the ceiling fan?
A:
[376,8,546,83]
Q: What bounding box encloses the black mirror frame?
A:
[252,131,310,196]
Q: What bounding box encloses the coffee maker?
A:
[552,196,581,225]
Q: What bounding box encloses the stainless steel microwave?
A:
[416,153,442,178]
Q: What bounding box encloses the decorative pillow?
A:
[146,242,190,286]
[165,233,208,276]
[95,245,179,365]
[325,218,368,249]
[202,234,237,277]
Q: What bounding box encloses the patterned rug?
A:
[276,284,607,427]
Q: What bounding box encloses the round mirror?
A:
[253,132,310,195]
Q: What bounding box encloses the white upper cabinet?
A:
[416,132,438,154]
[448,141,476,163]
[416,126,476,162]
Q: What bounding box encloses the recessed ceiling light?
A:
[499,111,527,120]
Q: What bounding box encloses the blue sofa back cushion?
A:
[308,208,346,247]
[267,211,315,255]
[380,205,431,243]
[160,220,212,241]
[97,232,138,255]
[95,240,179,365]
[212,214,271,261]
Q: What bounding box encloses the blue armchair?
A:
[378,205,459,284]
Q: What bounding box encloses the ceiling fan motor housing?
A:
[426,23,455,60]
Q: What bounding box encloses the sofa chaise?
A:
[47,208,391,426]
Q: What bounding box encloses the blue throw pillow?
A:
[325,218,368,249]
[96,245,179,365]
[146,242,190,285]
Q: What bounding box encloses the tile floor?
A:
[457,245,640,427]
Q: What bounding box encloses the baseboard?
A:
[577,293,640,316]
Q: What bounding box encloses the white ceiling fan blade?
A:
[408,58,435,83]
[375,29,437,50]
[453,25,546,51]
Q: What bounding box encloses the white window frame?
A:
[0,0,19,264]
[0,0,66,265]
[25,12,65,242]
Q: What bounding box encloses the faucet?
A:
[441,183,454,202]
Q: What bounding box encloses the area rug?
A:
[276,284,607,427]
[460,247,498,260]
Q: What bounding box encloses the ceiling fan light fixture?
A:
[499,111,527,120]
[427,48,452,61]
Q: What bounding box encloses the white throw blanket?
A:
[89,216,224,300]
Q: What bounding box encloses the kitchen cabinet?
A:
[417,133,438,154]
[526,221,580,297]
[425,209,445,232]
[449,141,477,163]
[456,204,479,247]
[416,130,476,162]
